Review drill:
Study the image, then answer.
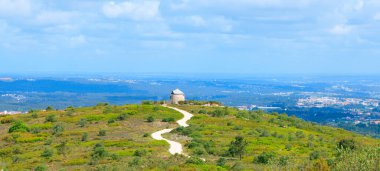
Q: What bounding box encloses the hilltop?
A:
[0,102,378,170]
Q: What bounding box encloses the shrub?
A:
[162,117,175,122]
[278,156,289,166]
[8,121,29,133]
[110,153,120,160]
[92,143,107,160]
[45,114,57,122]
[98,129,106,136]
[129,157,141,166]
[193,147,206,155]
[81,132,88,141]
[147,116,155,122]
[295,131,305,139]
[334,146,379,171]
[35,165,47,171]
[133,149,147,157]
[46,106,54,111]
[233,125,243,130]
[57,141,68,156]
[260,130,270,137]
[31,113,38,118]
[186,157,205,165]
[143,133,149,137]
[78,118,87,127]
[254,151,276,164]
[337,139,356,150]
[44,139,52,145]
[117,113,128,121]
[108,119,116,124]
[52,124,64,135]
[31,127,41,134]
[41,148,53,158]
[216,157,226,166]
[309,151,320,160]
[285,144,292,151]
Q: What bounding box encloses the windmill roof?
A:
[171,89,184,95]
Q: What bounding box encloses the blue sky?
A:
[1,0,380,75]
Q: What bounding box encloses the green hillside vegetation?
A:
[167,105,379,170]
[0,102,378,170]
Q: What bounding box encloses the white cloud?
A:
[102,0,160,21]
[0,0,32,17]
[69,35,87,47]
[329,24,352,35]
[35,11,77,25]
[374,13,380,20]
[187,15,206,27]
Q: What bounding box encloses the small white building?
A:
[170,89,185,104]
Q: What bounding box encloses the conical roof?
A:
[171,89,184,95]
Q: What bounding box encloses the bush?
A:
[133,149,147,157]
[337,139,356,150]
[41,148,53,158]
[35,165,47,171]
[81,132,88,141]
[31,113,38,118]
[52,124,64,135]
[92,143,107,160]
[216,157,226,166]
[254,151,276,164]
[285,144,292,151]
[162,117,175,122]
[31,127,41,134]
[98,129,106,136]
[45,114,57,122]
[78,118,87,127]
[57,141,67,155]
[186,157,205,165]
[278,156,289,166]
[108,119,116,124]
[147,116,155,122]
[117,113,128,121]
[193,147,206,155]
[309,151,320,160]
[143,133,149,137]
[46,106,54,111]
[8,121,29,133]
[334,146,379,171]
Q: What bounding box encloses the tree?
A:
[227,136,248,160]
[8,121,29,133]
[46,106,54,111]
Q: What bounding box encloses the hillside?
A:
[0,103,378,170]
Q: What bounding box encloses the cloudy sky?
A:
[1,0,380,75]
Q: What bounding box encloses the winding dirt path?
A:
[151,105,193,155]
